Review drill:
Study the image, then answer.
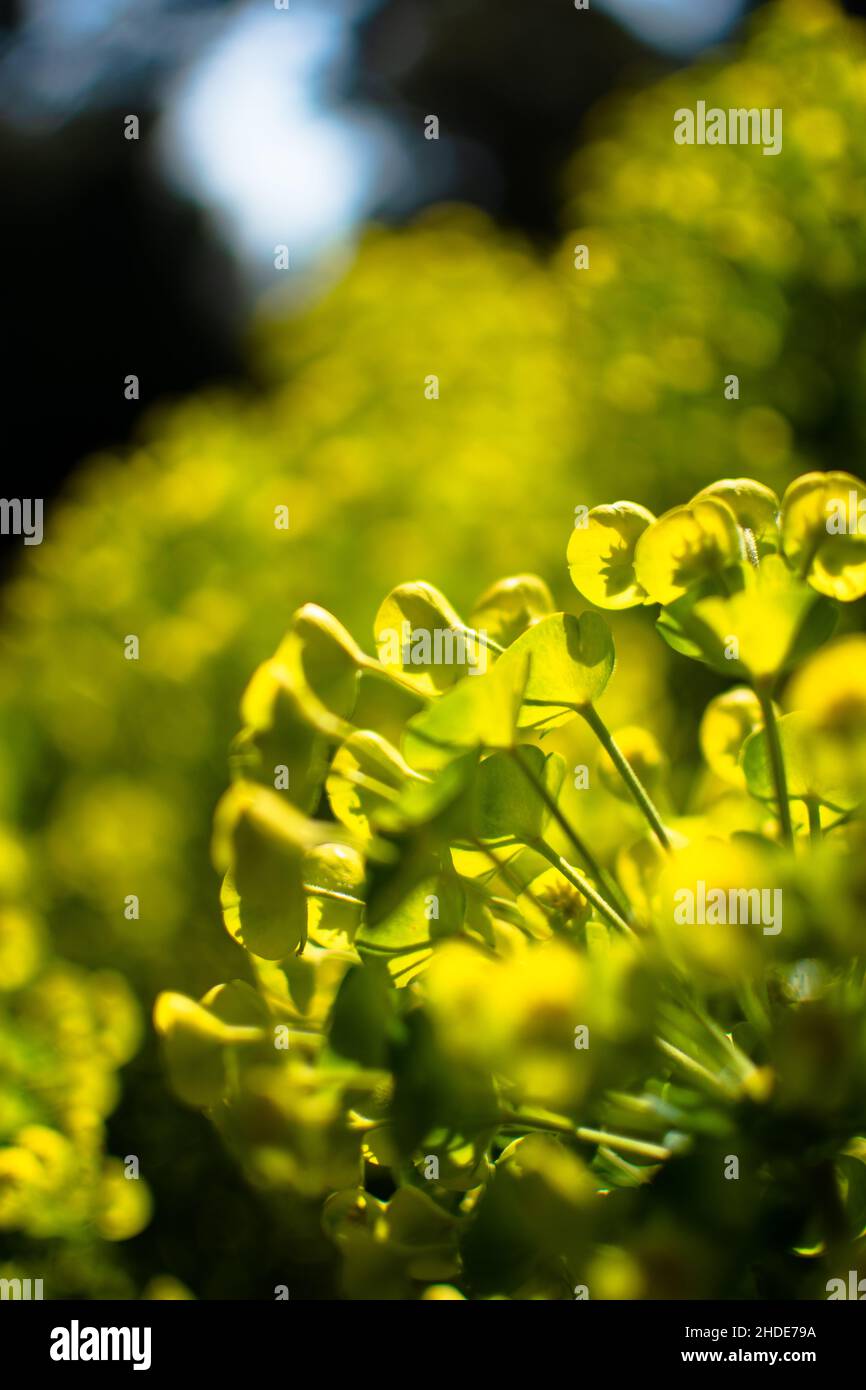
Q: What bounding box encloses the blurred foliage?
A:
[0,828,150,1296]
[2,0,866,1297]
[159,469,866,1299]
[558,0,866,508]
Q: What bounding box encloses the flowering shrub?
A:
[3,0,866,1301]
[157,472,866,1299]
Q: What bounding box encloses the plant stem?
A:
[536,840,636,940]
[580,704,671,852]
[302,884,365,907]
[807,798,822,846]
[755,685,794,848]
[510,745,631,919]
[508,1107,670,1162]
[682,994,756,1086]
[472,839,552,925]
[656,1036,737,1100]
[574,1126,670,1162]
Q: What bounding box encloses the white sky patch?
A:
[596,0,747,55]
[157,0,409,283]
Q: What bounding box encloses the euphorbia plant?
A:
[157,473,866,1300]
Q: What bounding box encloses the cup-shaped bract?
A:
[780,471,866,602]
[275,604,368,720]
[634,497,743,607]
[567,502,656,609]
[304,842,366,949]
[469,573,555,647]
[375,581,486,695]
[691,478,780,558]
[327,730,421,840]
[699,687,767,788]
[213,783,355,960]
[786,636,866,803]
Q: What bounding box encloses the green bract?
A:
[780,471,866,602]
[469,574,555,646]
[634,497,743,607]
[375,582,493,695]
[692,478,780,558]
[741,711,856,813]
[567,502,655,609]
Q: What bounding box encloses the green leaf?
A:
[327,965,394,1070]
[659,556,832,681]
[741,711,854,810]
[495,612,615,731]
[153,991,264,1108]
[360,867,465,951]
[402,651,528,772]
[473,747,565,844]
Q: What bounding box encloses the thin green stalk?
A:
[737,979,771,1038]
[509,1107,670,1162]
[574,1126,670,1162]
[580,704,671,852]
[536,840,636,940]
[510,745,631,919]
[807,798,822,846]
[656,1036,738,1101]
[472,838,552,927]
[669,984,757,1086]
[302,884,365,907]
[755,685,794,848]
[823,804,862,833]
